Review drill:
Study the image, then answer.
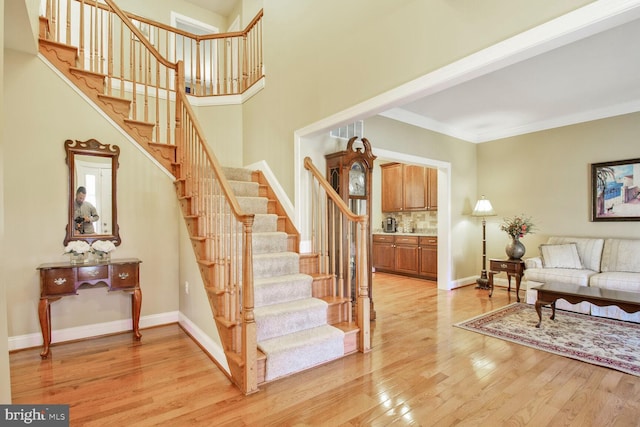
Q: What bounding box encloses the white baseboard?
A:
[178,313,230,375]
[450,276,478,289]
[8,311,179,352]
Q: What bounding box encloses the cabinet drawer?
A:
[419,236,437,246]
[77,265,109,282]
[110,263,139,289]
[490,260,519,274]
[395,236,418,245]
[41,268,76,296]
[373,234,395,243]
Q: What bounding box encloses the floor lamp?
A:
[472,195,496,289]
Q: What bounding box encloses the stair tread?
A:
[254,273,311,286]
[333,321,360,333]
[254,297,326,316]
[320,296,351,305]
[69,66,106,78]
[258,324,344,349]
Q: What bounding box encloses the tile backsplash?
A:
[379,211,437,233]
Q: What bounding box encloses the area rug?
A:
[455,303,640,376]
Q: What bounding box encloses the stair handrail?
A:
[174,60,258,396]
[103,0,174,69]
[304,156,371,353]
[110,0,259,393]
[175,68,252,220]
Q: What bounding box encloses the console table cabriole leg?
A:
[132,288,142,340]
[38,298,51,358]
[515,275,521,303]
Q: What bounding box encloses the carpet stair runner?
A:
[224,167,345,381]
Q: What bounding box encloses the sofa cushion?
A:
[540,243,583,269]
[590,272,640,292]
[546,237,604,272]
[524,267,596,287]
[600,238,640,273]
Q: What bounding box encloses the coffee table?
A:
[532,282,640,328]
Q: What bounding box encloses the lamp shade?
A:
[472,195,496,217]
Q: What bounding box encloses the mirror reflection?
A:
[74,155,112,235]
[64,139,121,246]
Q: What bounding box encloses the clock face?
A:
[349,162,366,196]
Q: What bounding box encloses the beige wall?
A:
[117,0,230,31]
[3,50,180,338]
[477,112,640,262]
[193,104,243,167]
[242,0,593,200]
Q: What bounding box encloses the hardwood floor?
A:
[10,273,640,426]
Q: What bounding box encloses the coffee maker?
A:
[383,216,397,233]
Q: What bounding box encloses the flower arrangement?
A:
[63,240,91,255]
[91,240,116,254]
[91,240,116,261]
[500,214,535,239]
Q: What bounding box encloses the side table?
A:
[488,258,525,302]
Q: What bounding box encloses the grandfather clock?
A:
[325,136,376,320]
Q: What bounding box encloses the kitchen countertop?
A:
[373,231,437,237]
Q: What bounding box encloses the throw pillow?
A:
[540,243,584,269]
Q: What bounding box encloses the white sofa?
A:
[524,236,640,322]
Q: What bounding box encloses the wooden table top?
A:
[532,282,640,305]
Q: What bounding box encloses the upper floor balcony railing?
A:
[42,0,263,97]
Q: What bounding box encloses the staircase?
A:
[37,0,368,394]
[212,168,358,382]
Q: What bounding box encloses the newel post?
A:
[241,215,258,394]
[357,219,371,352]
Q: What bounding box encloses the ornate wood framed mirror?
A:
[64,138,121,246]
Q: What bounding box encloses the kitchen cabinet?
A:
[380,163,403,212]
[381,163,437,212]
[372,234,395,270]
[419,236,438,279]
[373,234,437,279]
[427,167,438,210]
[394,235,419,274]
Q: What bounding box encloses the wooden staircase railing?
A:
[39,0,261,394]
[42,0,263,97]
[303,157,371,353]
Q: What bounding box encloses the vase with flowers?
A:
[500,214,535,260]
[63,240,91,264]
[91,240,116,262]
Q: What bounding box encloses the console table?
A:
[37,257,142,358]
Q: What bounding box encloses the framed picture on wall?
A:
[591,158,640,221]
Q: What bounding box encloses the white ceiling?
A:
[383,15,640,143]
